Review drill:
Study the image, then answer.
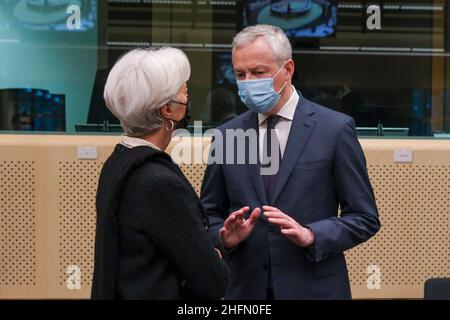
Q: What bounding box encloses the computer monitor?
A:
[87,69,120,125]
[75,123,122,133]
[242,0,337,40]
[357,127,410,137]
[0,0,97,32]
[433,133,450,139]
[0,88,66,132]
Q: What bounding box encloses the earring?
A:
[165,120,174,132]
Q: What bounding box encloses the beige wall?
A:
[0,135,449,299]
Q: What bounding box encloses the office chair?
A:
[424,278,450,300]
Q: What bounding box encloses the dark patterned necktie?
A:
[262,115,282,202]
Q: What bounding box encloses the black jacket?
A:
[91,144,229,299]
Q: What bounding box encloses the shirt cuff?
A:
[218,234,237,255]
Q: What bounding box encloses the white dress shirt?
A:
[258,86,299,161]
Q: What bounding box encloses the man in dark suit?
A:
[201,24,380,300]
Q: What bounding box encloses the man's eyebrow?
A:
[234,65,268,72]
[250,66,269,71]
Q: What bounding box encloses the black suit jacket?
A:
[92,144,229,299]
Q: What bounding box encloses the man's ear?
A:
[285,59,295,80]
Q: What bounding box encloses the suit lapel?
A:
[271,94,317,204]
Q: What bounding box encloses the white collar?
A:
[258,86,299,125]
[120,135,162,151]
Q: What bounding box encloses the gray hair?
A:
[232,24,292,66]
[104,47,191,137]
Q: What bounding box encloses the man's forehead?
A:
[232,49,277,69]
[233,43,274,57]
[232,55,278,69]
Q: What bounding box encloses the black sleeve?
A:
[126,163,229,299]
[200,136,232,257]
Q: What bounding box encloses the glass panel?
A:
[0,0,98,133]
[0,0,448,138]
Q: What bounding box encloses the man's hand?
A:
[214,248,223,259]
[263,206,314,247]
[220,206,261,249]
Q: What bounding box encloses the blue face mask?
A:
[237,64,288,114]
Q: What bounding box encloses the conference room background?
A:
[0,0,449,137]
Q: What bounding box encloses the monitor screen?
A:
[0,0,97,32]
[243,0,337,38]
[211,52,249,119]
[87,69,120,125]
[0,88,66,132]
[215,53,236,86]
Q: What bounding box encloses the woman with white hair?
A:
[91,47,229,300]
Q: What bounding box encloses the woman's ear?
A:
[160,103,174,119]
